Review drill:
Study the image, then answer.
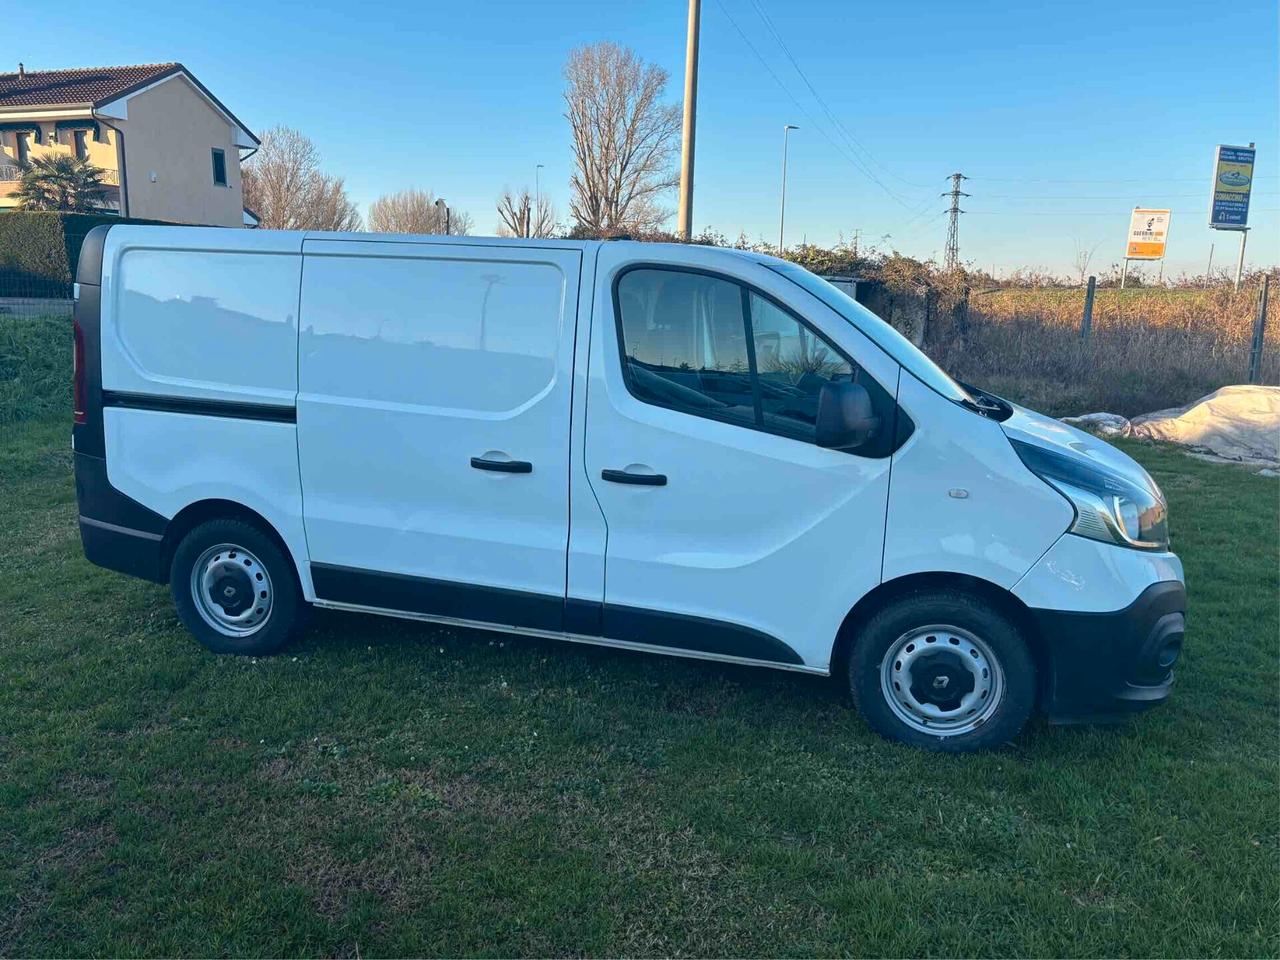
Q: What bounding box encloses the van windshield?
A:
[767,261,975,407]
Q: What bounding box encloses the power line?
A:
[711,0,926,209]
[969,174,1280,184]
[965,206,1280,217]
[744,0,932,193]
[975,191,1280,200]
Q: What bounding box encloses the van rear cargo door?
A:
[297,239,581,631]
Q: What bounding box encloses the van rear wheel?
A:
[170,518,305,655]
[848,590,1035,752]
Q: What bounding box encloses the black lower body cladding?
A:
[74,451,167,583]
[1034,580,1186,723]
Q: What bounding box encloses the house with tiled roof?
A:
[0,62,259,227]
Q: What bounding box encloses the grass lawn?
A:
[1,417,1276,957]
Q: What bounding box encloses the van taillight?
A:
[73,319,87,425]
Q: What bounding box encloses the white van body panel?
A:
[296,238,582,613]
[103,407,313,595]
[93,226,311,591]
[582,243,902,670]
[1013,535,1184,612]
[883,371,1075,589]
[100,227,304,406]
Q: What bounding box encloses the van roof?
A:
[296,231,786,266]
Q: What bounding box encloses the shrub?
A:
[0,211,166,298]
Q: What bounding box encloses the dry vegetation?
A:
[770,239,1279,417]
[928,283,1278,416]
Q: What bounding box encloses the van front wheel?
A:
[848,591,1035,752]
[170,518,306,655]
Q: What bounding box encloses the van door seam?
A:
[292,240,314,575]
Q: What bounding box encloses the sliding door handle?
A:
[602,468,666,486]
[471,457,532,473]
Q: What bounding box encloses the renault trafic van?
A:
[71,225,1186,751]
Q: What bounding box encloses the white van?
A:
[72,225,1186,751]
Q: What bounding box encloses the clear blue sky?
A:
[11,0,1279,276]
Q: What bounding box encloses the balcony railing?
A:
[0,163,119,185]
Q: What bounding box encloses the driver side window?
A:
[614,266,896,456]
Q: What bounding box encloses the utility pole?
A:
[778,124,799,255]
[676,0,701,239]
[942,172,969,271]
[535,164,544,212]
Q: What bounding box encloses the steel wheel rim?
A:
[879,623,1004,737]
[190,543,273,637]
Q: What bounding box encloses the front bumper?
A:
[1012,534,1185,723]
[1031,579,1186,723]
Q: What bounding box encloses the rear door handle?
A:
[471,457,532,473]
[601,468,666,486]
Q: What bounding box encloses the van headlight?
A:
[1011,439,1169,550]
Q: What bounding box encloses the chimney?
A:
[17,63,24,80]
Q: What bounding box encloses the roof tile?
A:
[0,63,179,108]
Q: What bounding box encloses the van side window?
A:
[615,267,897,456]
[615,268,757,430]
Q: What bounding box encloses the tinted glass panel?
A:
[616,269,755,428]
[749,292,853,441]
[614,267,900,457]
[211,148,227,186]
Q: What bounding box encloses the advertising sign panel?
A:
[1126,208,1171,260]
[1210,144,1255,229]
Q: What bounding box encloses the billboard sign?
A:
[1209,144,1255,230]
[1126,208,1171,260]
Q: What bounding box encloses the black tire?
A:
[170,517,307,656]
[848,590,1035,752]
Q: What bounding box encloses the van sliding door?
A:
[296,239,581,631]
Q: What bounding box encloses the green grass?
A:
[1,417,1277,957]
[0,315,71,424]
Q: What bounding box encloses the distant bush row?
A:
[0,211,167,299]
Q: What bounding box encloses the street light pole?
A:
[435,198,450,235]
[676,0,701,239]
[778,124,798,255]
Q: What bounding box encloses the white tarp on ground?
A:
[1061,385,1280,468]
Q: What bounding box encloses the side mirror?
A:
[815,381,880,450]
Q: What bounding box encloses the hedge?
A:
[0,211,167,298]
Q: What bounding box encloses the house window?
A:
[73,130,88,161]
[211,148,227,187]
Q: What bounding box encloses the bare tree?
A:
[367,188,473,235]
[495,187,557,238]
[241,126,362,231]
[1071,236,1103,286]
[564,42,681,235]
